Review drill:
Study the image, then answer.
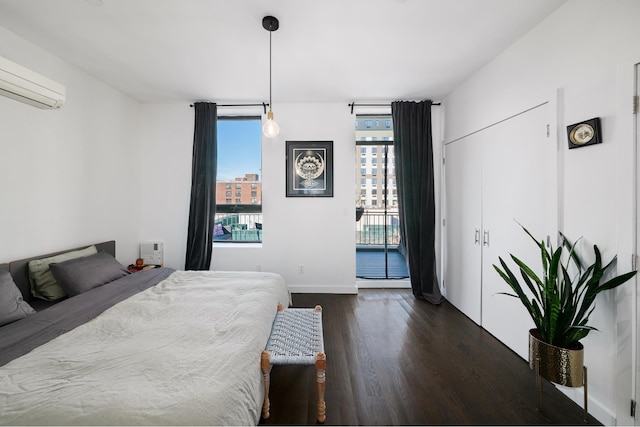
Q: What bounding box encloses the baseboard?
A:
[555,384,614,426]
[357,279,411,289]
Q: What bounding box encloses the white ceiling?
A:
[0,0,566,104]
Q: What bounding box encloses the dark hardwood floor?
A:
[259,289,600,426]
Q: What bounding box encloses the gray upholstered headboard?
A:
[7,241,116,302]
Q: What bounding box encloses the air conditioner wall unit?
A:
[0,55,66,109]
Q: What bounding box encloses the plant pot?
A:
[528,329,584,387]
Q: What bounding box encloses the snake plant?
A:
[493,224,636,348]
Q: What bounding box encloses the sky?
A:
[216,118,262,182]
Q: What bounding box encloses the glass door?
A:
[355,115,409,279]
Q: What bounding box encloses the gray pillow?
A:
[28,245,98,301]
[0,270,36,327]
[50,251,130,297]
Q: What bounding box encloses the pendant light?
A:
[262,16,280,138]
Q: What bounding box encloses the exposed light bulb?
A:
[262,109,280,138]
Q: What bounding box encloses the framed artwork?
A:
[567,117,602,149]
[286,141,333,197]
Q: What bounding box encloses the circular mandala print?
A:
[295,151,325,188]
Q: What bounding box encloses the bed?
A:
[0,241,290,425]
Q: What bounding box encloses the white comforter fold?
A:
[0,271,290,426]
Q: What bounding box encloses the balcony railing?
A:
[356,210,401,246]
[214,212,263,242]
[214,209,399,245]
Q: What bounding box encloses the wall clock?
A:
[567,117,602,149]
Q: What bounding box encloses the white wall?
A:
[138,103,194,269]
[443,1,640,424]
[138,102,358,293]
[0,25,142,265]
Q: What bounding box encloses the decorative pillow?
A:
[0,270,36,327]
[28,245,98,301]
[50,251,130,297]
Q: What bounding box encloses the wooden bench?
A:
[261,304,326,423]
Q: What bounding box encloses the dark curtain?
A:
[185,102,217,270]
[391,100,443,304]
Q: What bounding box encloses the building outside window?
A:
[214,116,262,242]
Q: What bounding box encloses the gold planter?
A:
[528,329,588,421]
[528,329,584,386]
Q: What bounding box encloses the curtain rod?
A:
[348,101,441,114]
[190,103,269,114]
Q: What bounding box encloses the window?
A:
[385,119,392,128]
[215,117,262,243]
[361,168,366,175]
[365,120,373,128]
[372,168,378,175]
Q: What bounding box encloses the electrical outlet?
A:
[298,264,304,274]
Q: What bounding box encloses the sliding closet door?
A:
[444,133,482,325]
[480,103,556,359]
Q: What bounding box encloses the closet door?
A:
[480,103,556,359]
[444,133,482,325]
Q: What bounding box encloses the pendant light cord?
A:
[269,29,273,111]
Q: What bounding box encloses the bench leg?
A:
[261,350,271,419]
[316,351,326,423]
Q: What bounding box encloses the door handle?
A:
[483,229,490,247]
[474,229,480,245]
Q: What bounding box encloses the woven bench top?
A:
[265,307,324,365]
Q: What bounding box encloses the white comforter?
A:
[0,270,290,426]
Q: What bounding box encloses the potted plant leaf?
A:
[493,224,636,392]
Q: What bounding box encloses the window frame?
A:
[214,115,263,244]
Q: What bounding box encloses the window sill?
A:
[213,242,262,249]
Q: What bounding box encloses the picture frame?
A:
[567,117,602,149]
[286,141,333,197]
